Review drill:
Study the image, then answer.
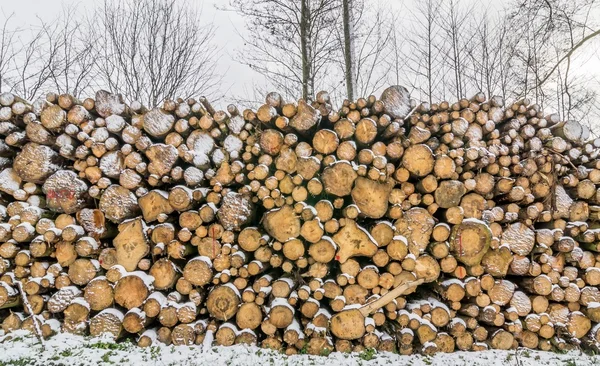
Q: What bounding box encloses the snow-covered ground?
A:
[0,331,598,366]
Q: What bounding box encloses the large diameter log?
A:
[76,209,109,239]
[332,220,378,263]
[500,222,534,256]
[138,190,174,222]
[435,180,466,209]
[401,144,434,177]
[449,219,491,267]
[114,272,153,309]
[351,178,393,218]
[259,129,284,156]
[0,168,21,196]
[236,302,263,330]
[394,207,435,255]
[380,85,411,119]
[267,298,295,328]
[13,143,63,184]
[113,218,149,272]
[322,161,358,197]
[207,284,240,321]
[289,100,320,136]
[145,144,178,176]
[0,282,20,309]
[89,308,124,339]
[482,246,513,277]
[150,258,180,290]
[99,185,140,222]
[40,104,67,132]
[552,120,583,143]
[217,192,254,231]
[95,90,126,117]
[186,130,215,169]
[84,277,114,311]
[262,205,300,242]
[142,108,175,138]
[183,256,213,286]
[330,279,423,340]
[42,170,90,214]
[47,286,82,313]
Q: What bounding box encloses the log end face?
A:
[218,192,255,231]
[330,309,365,340]
[43,170,90,214]
[351,177,393,218]
[380,85,411,119]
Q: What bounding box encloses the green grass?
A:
[0,358,34,366]
[359,348,376,361]
[88,340,131,351]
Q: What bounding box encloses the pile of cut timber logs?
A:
[1,85,600,356]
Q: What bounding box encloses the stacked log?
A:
[1,86,600,356]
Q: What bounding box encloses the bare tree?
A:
[440,0,472,100]
[464,11,518,100]
[92,0,222,107]
[227,0,340,101]
[342,0,356,100]
[47,6,97,97]
[336,0,393,101]
[0,7,97,101]
[403,0,445,104]
[506,0,600,116]
[0,13,19,95]
[11,21,65,100]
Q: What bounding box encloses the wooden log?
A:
[262,205,300,243]
[330,279,423,340]
[113,218,149,272]
[351,178,394,219]
[449,219,492,267]
[13,143,63,184]
[322,161,358,197]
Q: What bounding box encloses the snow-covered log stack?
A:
[1,86,600,355]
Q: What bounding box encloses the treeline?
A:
[0,0,599,129]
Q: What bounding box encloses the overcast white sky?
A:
[1,0,600,109]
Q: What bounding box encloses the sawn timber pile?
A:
[1,86,600,355]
